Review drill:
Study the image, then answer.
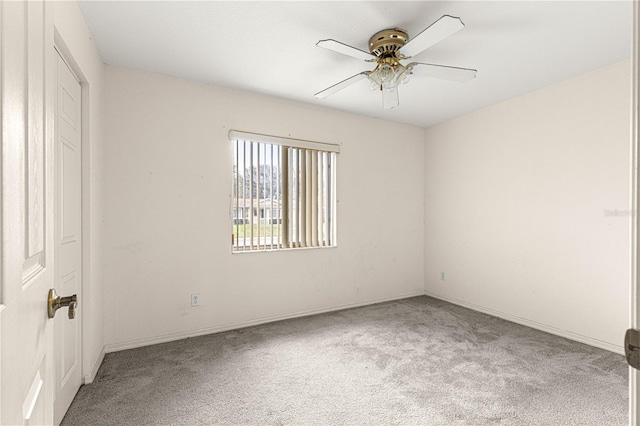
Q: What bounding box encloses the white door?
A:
[53,50,83,425]
[631,2,639,426]
[0,1,55,424]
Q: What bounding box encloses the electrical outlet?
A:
[191,293,201,307]
[440,272,446,281]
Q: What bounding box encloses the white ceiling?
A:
[77,1,633,128]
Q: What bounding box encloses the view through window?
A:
[230,131,339,251]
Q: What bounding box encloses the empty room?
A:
[1,0,639,425]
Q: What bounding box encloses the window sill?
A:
[231,245,337,254]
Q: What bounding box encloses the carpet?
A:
[61,296,627,425]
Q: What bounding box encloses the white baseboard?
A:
[105,291,425,353]
[83,346,106,384]
[423,290,624,356]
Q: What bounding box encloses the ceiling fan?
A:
[314,15,477,109]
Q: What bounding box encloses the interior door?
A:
[632,2,639,426]
[53,50,83,425]
[0,1,55,424]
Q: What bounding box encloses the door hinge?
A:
[625,328,640,369]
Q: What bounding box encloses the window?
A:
[230,131,339,252]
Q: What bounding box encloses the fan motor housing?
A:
[368,28,409,57]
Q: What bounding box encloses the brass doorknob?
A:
[48,289,78,319]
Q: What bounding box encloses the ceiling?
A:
[77,1,633,128]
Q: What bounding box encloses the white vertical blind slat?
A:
[257,143,261,250]
[234,142,239,250]
[330,153,337,245]
[249,142,254,250]
[323,153,329,245]
[311,151,318,247]
[244,141,249,251]
[305,150,312,246]
[281,146,289,248]
[269,144,274,249]
[298,148,305,247]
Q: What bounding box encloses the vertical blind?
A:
[230,131,339,252]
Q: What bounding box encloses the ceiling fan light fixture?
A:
[315,15,475,109]
[398,67,412,85]
[378,64,395,82]
[382,82,397,92]
[368,61,411,92]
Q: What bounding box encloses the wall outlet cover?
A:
[191,293,201,307]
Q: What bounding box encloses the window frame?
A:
[229,130,339,253]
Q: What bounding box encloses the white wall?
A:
[424,59,631,353]
[53,0,106,381]
[103,66,425,350]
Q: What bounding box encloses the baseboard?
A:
[423,290,624,356]
[83,346,105,384]
[105,291,425,353]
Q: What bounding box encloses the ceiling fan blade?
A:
[401,15,465,57]
[316,39,373,61]
[314,72,368,99]
[409,63,477,83]
[382,88,399,110]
